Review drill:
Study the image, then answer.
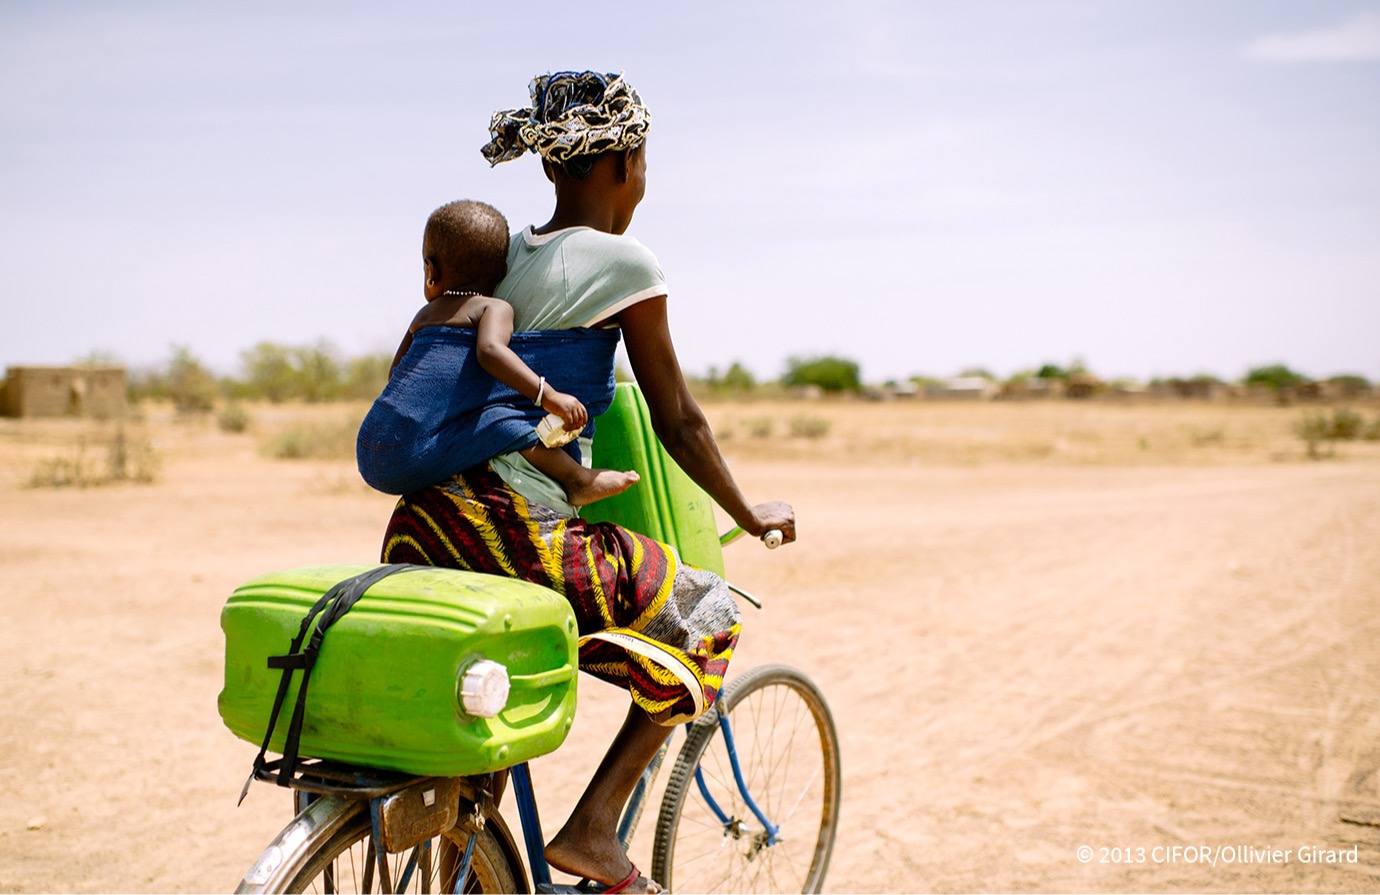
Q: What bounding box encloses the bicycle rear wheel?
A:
[651,664,840,893]
[237,796,525,894]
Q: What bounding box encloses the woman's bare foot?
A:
[540,705,669,892]
[568,468,640,507]
[545,830,661,893]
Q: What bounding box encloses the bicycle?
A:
[233,528,840,894]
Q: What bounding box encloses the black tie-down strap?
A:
[239,564,426,804]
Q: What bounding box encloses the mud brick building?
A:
[1,366,127,418]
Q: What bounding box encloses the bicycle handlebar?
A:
[719,527,784,549]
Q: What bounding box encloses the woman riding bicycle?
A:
[380,70,795,893]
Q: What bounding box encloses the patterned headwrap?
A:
[481,71,651,167]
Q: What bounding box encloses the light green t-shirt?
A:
[489,226,667,514]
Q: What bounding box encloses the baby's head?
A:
[422,200,509,297]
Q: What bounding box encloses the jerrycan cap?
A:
[458,659,510,718]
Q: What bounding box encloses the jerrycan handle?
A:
[508,664,577,690]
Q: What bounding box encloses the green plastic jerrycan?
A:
[581,383,725,577]
[218,563,578,777]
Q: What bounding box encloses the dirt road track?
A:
[1,418,1378,892]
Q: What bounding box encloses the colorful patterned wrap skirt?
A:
[380,464,742,725]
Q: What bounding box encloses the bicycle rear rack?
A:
[250,757,504,890]
[250,756,435,799]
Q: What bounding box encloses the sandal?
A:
[576,864,661,894]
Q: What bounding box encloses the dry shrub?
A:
[306,472,371,495]
[1294,408,1366,459]
[788,414,831,439]
[741,416,774,439]
[27,428,160,488]
[107,428,161,482]
[218,401,251,434]
[1186,425,1225,446]
[262,418,359,460]
[28,442,100,488]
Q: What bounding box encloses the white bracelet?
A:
[534,376,546,407]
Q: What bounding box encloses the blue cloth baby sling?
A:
[356,326,621,495]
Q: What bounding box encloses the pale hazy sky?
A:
[2,1,1377,384]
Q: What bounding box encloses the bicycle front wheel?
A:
[237,795,525,894]
[652,664,841,893]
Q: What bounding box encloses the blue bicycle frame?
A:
[691,711,780,846]
[506,697,779,892]
[466,529,786,892]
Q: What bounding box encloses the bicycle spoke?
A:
[704,859,739,893]
[765,841,805,894]
[764,695,810,812]
[779,766,823,827]
[257,810,522,894]
[362,838,376,893]
[676,837,737,871]
[654,665,839,894]
[743,685,809,824]
[418,841,433,894]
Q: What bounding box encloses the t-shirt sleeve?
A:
[566,235,668,327]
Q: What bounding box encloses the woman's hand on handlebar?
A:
[743,501,796,546]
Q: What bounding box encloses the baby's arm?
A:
[473,301,588,432]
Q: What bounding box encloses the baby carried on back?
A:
[356,199,637,502]
[357,325,621,495]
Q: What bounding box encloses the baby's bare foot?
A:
[569,469,640,507]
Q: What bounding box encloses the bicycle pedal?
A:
[535,884,588,894]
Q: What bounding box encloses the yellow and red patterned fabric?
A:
[381,464,740,725]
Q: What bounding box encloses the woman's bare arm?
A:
[614,296,795,542]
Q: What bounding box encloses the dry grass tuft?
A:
[261,415,362,461]
[26,427,160,488]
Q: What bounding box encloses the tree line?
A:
[124,343,393,413]
[52,344,1376,414]
[708,358,1373,399]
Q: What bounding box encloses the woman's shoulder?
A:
[501,227,666,328]
[553,227,660,271]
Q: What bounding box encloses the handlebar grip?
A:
[763,529,783,549]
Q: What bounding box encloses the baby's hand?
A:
[543,389,588,432]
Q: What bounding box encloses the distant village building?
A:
[863,381,920,401]
[1,366,127,418]
[926,376,1000,401]
[999,377,1065,400]
[887,380,920,399]
[1319,377,1376,401]
[1064,372,1104,400]
[1108,380,1149,399]
[1149,378,1232,401]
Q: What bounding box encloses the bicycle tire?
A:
[237,795,526,894]
[651,664,841,893]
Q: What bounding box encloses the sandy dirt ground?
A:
[1,399,1379,893]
